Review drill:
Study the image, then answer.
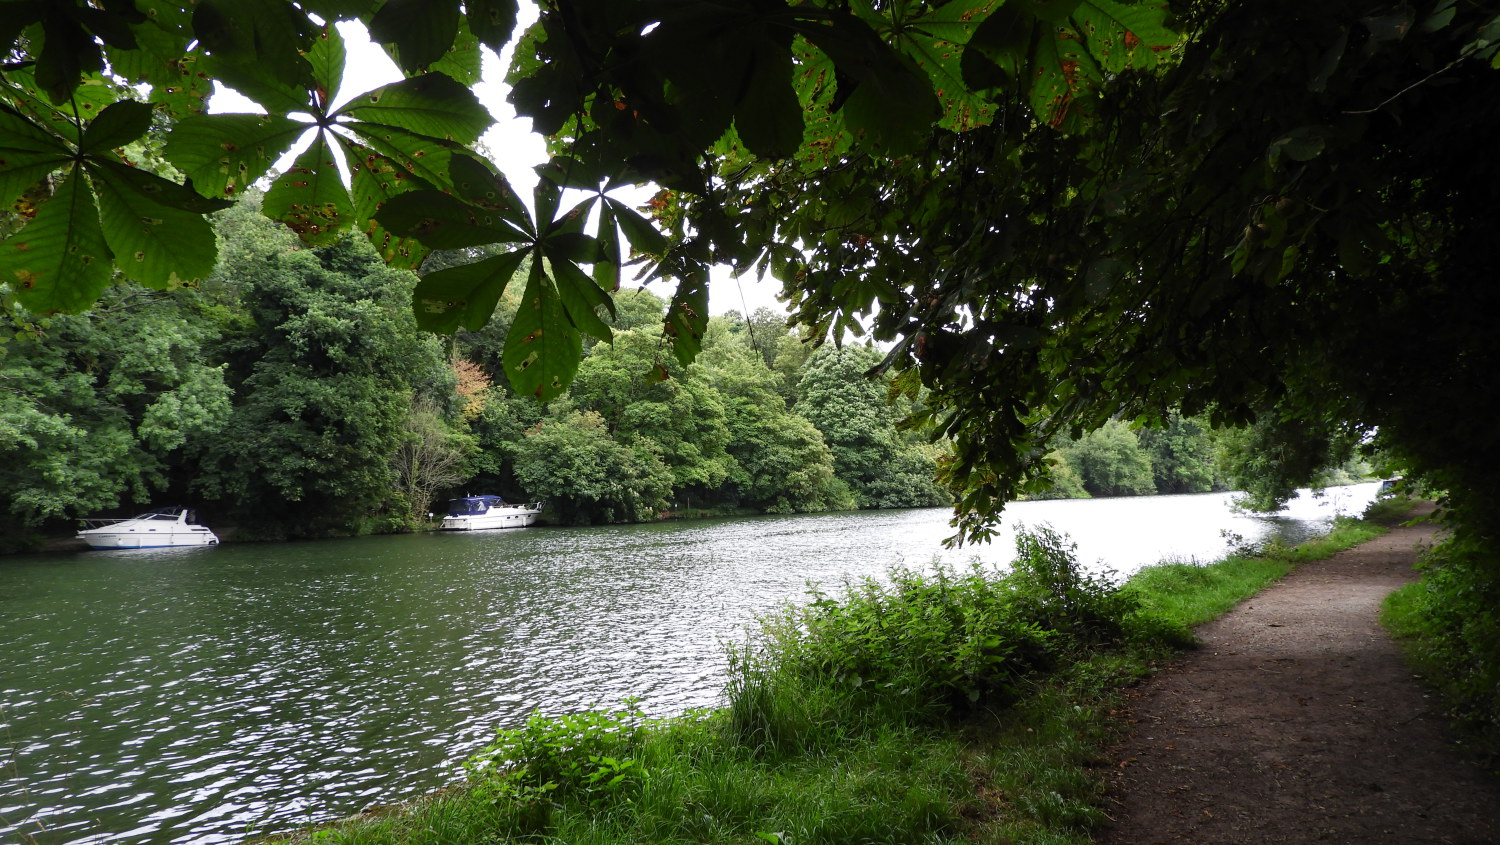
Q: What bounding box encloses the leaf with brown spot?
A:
[263,132,354,246]
[502,260,581,401]
[164,113,307,198]
[0,170,114,313]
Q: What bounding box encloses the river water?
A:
[0,483,1379,843]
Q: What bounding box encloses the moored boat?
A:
[77,507,219,549]
[440,495,541,531]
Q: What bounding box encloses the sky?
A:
[208,16,789,318]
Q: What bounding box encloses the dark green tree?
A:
[1138,414,1218,495]
[195,217,452,537]
[1058,420,1156,498]
[797,345,948,509]
[699,325,847,512]
[567,328,736,501]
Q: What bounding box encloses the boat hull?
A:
[77,530,219,550]
[439,507,540,531]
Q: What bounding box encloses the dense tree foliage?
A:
[192,206,455,537]
[0,286,229,549]
[1057,420,1156,499]
[797,345,948,509]
[0,204,948,539]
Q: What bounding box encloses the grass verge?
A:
[1379,503,1500,768]
[260,516,1389,845]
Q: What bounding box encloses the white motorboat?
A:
[439,495,541,531]
[77,507,219,549]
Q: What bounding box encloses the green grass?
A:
[1125,516,1386,631]
[259,517,1391,845]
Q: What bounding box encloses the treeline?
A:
[0,197,949,548]
[1037,416,1370,503]
[1,198,1368,549]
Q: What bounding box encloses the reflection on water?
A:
[0,483,1377,843]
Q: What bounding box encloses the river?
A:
[0,483,1379,843]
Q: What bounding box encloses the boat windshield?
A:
[446,496,505,515]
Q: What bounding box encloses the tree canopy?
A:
[4,0,1499,543]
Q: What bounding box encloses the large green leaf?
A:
[369,0,461,74]
[736,37,804,158]
[374,189,530,249]
[263,132,356,246]
[1070,0,1174,74]
[0,169,113,313]
[547,251,614,341]
[0,108,71,207]
[593,202,621,293]
[341,120,463,188]
[532,167,562,232]
[201,52,313,115]
[191,0,316,90]
[34,10,106,103]
[605,197,668,255]
[306,21,347,109]
[3,66,118,135]
[878,0,1004,131]
[162,114,307,198]
[104,1,198,97]
[795,13,940,155]
[91,162,221,288]
[85,159,234,214]
[139,51,216,117]
[427,19,483,86]
[0,103,71,154]
[334,135,431,268]
[503,262,583,400]
[466,0,520,53]
[334,73,491,146]
[78,100,154,153]
[448,154,532,232]
[964,4,1033,87]
[412,248,529,333]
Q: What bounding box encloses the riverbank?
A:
[257,513,1399,844]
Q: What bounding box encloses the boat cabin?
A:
[445,495,508,516]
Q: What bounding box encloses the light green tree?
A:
[1057,420,1156,498]
[512,410,673,525]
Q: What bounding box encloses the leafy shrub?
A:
[1386,533,1500,763]
[728,526,1161,744]
[1005,525,1136,644]
[1363,493,1417,525]
[464,707,647,818]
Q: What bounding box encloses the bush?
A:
[727,526,1162,743]
[1384,533,1500,764]
[464,707,647,827]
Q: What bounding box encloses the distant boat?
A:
[439,495,541,531]
[77,507,219,549]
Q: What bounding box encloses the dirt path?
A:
[1098,506,1499,844]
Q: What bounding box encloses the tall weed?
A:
[727,525,1168,745]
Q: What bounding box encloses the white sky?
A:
[208,16,788,318]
